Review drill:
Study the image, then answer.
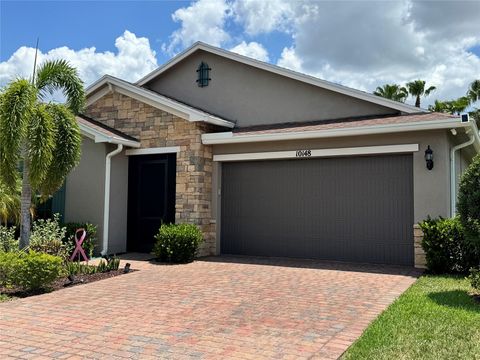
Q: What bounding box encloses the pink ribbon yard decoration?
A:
[70,228,88,262]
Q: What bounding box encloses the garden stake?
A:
[70,228,88,263]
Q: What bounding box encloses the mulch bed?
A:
[0,269,137,299]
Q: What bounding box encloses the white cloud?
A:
[230,41,269,62]
[0,30,158,88]
[163,0,232,55]
[232,0,293,35]
[277,47,303,72]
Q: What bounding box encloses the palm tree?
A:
[373,84,408,103]
[467,79,480,104]
[406,80,436,108]
[428,100,450,113]
[448,96,471,115]
[0,60,84,248]
[0,179,20,226]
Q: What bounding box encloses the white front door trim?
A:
[125,146,181,156]
[213,144,419,162]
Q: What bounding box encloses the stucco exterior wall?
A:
[85,92,217,256]
[64,138,106,253]
[145,50,398,127]
[211,130,452,224]
[108,147,129,254]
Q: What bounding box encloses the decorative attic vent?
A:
[196,62,211,87]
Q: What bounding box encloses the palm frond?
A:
[0,79,37,190]
[37,104,82,196]
[27,105,55,190]
[35,59,85,114]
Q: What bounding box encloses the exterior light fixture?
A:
[123,263,131,274]
[425,145,433,170]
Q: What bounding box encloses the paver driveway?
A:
[0,255,419,360]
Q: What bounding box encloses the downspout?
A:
[450,119,480,216]
[101,144,123,255]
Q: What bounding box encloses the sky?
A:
[1,0,480,108]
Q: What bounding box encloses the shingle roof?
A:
[233,112,458,136]
[77,114,140,144]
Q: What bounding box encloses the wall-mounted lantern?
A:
[196,62,211,87]
[425,145,434,170]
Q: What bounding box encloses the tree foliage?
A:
[373,84,408,103]
[406,80,436,108]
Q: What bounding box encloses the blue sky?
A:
[1,0,479,106]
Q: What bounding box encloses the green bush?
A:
[29,214,68,259]
[65,261,97,276]
[0,251,63,290]
[153,223,203,263]
[0,225,18,252]
[419,217,477,273]
[63,222,97,258]
[458,154,480,258]
[469,268,480,291]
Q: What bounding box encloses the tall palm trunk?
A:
[415,96,421,108]
[19,160,32,248]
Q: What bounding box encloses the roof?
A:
[85,75,234,128]
[136,41,426,115]
[77,114,141,148]
[202,112,466,145]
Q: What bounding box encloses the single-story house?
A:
[47,42,479,267]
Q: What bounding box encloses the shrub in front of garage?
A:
[419,217,476,273]
[153,223,203,263]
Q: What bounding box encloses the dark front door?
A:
[128,154,176,252]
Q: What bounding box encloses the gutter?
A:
[450,119,480,216]
[101,144,123,256]
[202,118,469,145]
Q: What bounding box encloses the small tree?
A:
[457,154,480,260]
[0,60,84,248]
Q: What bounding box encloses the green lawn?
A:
[342,275,480,360]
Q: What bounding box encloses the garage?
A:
[220,154,414,266]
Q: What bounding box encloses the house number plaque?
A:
[296,150,312,157]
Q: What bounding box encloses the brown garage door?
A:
[221,154,414,266]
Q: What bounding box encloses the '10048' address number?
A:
[296,150,312,157]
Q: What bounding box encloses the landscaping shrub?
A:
[29,214,68,259]
[153,223,203,263]
[468,268,480,291]
[458,154,480,259]
[65,261,97,276]
[0,225,18,252]
[0,251,63,290]
[419,217,477,273]
[63,222,97,258]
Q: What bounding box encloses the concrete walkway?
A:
[0,255,419,359]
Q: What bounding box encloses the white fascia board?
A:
[79,123,140,148]
[86,75,234,128]
[214,144,419,162]
[125,146,181,156]
[202,118,468,145]
[136,42,424,114]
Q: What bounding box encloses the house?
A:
[51,42,479,267]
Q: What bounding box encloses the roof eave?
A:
[79,123,141,148]
[201,118,468,145]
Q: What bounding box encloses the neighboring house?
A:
[50,42,478,267]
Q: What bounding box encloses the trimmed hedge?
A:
[458,154,480,260]
[153,223,203,263]
[419,217,477,273]
[0,251,63,290]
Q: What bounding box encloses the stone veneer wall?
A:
[413,224,426,269]
[85,92,218,256]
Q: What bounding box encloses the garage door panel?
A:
[221,154,413,265]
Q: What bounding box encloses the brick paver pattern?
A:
[0,255,419,359]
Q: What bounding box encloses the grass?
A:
[342,275,480,360]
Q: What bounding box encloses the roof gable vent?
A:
[196,61,211,87]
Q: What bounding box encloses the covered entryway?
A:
[127,154,176,252]
[221,154,414,265]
